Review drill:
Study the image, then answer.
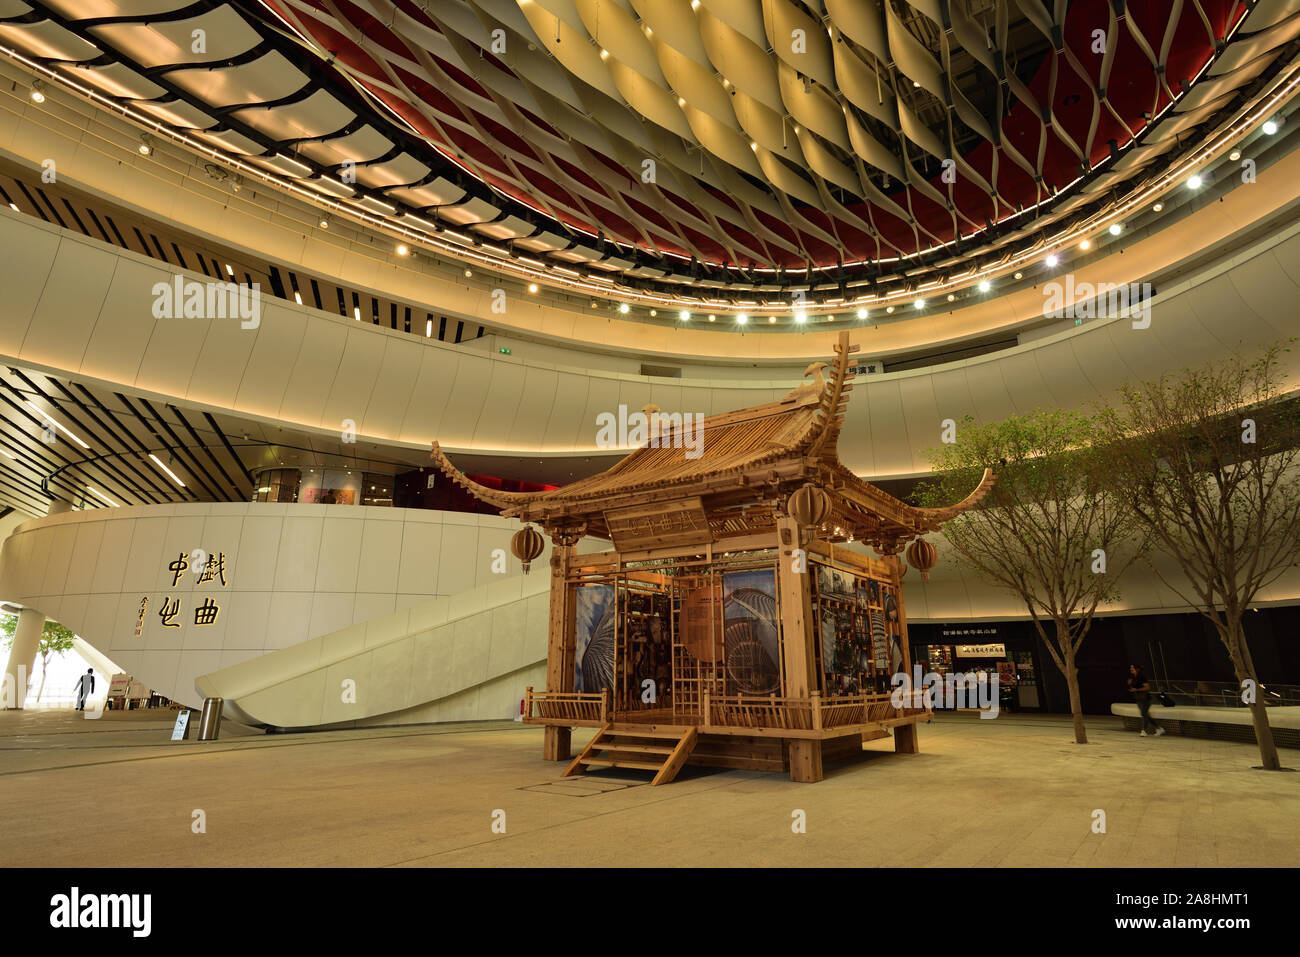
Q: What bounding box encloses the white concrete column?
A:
[3,608,44,709]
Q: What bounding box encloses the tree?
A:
[1095,343,1300,771]
[916,409,1143,743]
[0,615,78,703]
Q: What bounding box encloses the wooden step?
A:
[607,724,693,739]
[583,756,665,771]
[597,742,675,755]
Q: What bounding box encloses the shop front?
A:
[911,625,1044,713]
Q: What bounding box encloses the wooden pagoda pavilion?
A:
[430,332,993,783]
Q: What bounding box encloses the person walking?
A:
[1127,664,1164,737]
[75,668,95,711]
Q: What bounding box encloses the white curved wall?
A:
[0,502,556,707]
[1,203,1297,480]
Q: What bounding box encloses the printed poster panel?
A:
[722,569,779,694]
[575,584,615,695]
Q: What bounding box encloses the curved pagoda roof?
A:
[431,332,993,554]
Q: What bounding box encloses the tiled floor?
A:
[1,708,1295,867]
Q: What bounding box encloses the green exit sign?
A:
[498,347,511,355]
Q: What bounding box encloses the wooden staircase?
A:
[563,723,699,786]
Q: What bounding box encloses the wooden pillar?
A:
[895,722,919,754]
[892,554,920,756]
[543,540,576,762]
[777,514,822,782]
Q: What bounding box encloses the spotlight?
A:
[1109,223,1122,236]
[1152,203,1163,212]
[1014,271,1023,280]
[650,309,657,317]
[795,311,807,323]
[528,283,539,293]
[708,314,716,322]
[7,203,17,213]
[590,300,598,308]
[396,244,409,256]
[914,298,925,309]
[946,293,955,302]
[1187,174,1202,189]
[679,310,690,320]
[856,307,867,319]
[1046,254,1059,267]
[618,303,630,314]
[768,316,776,323]
[886,306,894,314]
[1079,239,1091,250]
[29,80,45,103]
[138,133,153,156]
[1228,150,1241,162]
[736,313,748,324]
[319,214,330,228]
[978,279,991,292]
[464,268,473,278]
[1263,119,1278,135]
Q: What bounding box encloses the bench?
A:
[1110,703,1300,748]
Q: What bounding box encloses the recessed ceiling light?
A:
[978,279,991,292]
[619,303,630,314]
[1262,119,1278,135]
[1109,223,1122,236]
[29,80,45,103]
[856,308,867,319]
[679,310,690,320]
[86,486,119,507]
[148,453,186,489]
[1152,203,1163,212]
[1187,174,1202,189]
[527,283,538,293]
[1228,150,1241,161]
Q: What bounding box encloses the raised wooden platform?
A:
[559,720,918,783]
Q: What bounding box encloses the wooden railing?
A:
[523,687,607,724]
[706,690,930,731]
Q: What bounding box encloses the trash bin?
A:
[197,696,223,741]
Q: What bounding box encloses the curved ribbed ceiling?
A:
[1,0,1298,303]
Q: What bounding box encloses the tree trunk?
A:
[1057,620,1088,744]
[1231,627,1281,771]
[35,652,48,703]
